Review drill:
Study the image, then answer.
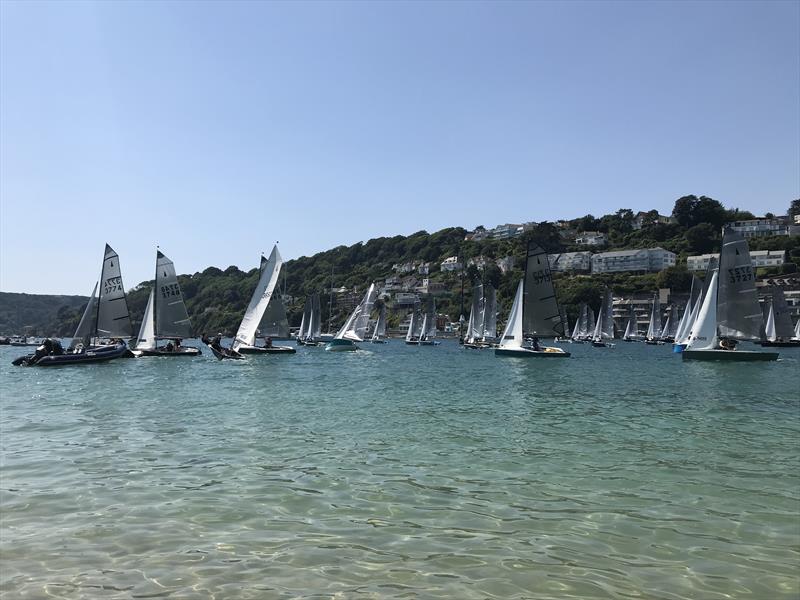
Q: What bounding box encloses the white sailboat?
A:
[370,304,388,343]
[759,287,800,347]
[325,283,377,351]
[419,296,440,345]
[405,300,422,345]
[793,317,800,341]
[591,288,615,347]
[133,249,201,357]
[296,293,322,346]
[644,292,664,345]
[14,244,133,366]
[683,228,778,361]
[495,242,570,358]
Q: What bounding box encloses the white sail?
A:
[577,304,589,338]
[465,304,474,343]
[155,250,193,339]
[764,303,776,342]
[591,306,603,342]
[674,297,693,342]
[311,293,322,339]
[498,280,524,349]
[336,283,377,342]
[794,318,800,340]
[587,307,596,339]
[482,285,497,340]
[233,246,283,351]
[470,284,484,343]
[685,269,719,350]
[423,296,437,340]
[97,244,132,338]
[623,316,633,340]
[135,289,157,350]
[601,288,614,339]
[297,306,307,340]
[406,307,417,342]
[69,282,98,350]
[372,305,387,340]
[419,312,429,342]
[679,288,705,345]
[570,313,581,339]
[661,315,671,340]
[646,293,661,340]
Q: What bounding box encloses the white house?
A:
[548,252,593,273]
[728,219,789,238]
[575,231,608,246]
[632,211,676,230]
[440,256,462,272]
[591,247,676,274]
[687,250,786,272]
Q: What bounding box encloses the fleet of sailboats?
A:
[11,228,799,366]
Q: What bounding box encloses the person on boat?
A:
[175,338,182,349]
[264,336,273,348]
[165,341,174,352]
[719,338,737,351]
[531,336,541,351]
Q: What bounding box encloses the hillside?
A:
[2,196,798,336]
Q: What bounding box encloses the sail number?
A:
[103,277,123,294]
[727,266,753,284]
[531,270,551,285]
[160,283,182,299]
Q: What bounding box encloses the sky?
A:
[1,0,798,295]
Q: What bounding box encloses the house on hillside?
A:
[632,211,676,230]
[591,247,675,274]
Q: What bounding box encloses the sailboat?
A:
[794,317,800,341]
[683,228,778,361]
[13,244,133,366]
[464,283,497,348]
[370,303,388,343]
[133,250,201,357]
[759,287,800,347]
[644,292,664,345]
[672,276,700,352]
[495,242,570,358]
[622,302,642,341]
[591,288,615,347]
[418,296,440,345]
[325,283,377,351]
[405,300,423,345]
[296,293,322,346]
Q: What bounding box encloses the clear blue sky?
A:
[1,0,798,294]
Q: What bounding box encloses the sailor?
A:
[265,336,273,348]
[531,336,541,351]
[719,338,737,351]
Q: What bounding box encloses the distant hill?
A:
[0,292,89,336]
[2,196,797,336]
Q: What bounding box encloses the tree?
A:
[685,222,719,254]
[656,265,693,292]
[672,195,698,227]
[693,196,727,229]
[789,199,800,219]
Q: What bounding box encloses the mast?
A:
[153,247,159,342]
[328,265,334,335]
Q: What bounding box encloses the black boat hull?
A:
[12,343,130,367]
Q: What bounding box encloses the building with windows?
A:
[575,231,607,246]
[591,247,676,274]
[548,251,593,273]
[687,250,786,272]
[632,211,676,230]
[440,256,462,272]
[728,218,790,238]
[496,256,515,274]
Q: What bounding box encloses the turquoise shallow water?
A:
[1,340,798,599]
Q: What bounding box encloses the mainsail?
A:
[97,244,132,338]
[310,293,322,339]
[646,292,662,340]
[482,284,497,340]
[154,250,193,339]
[498,280,524,349]
[522,242,565,337]
[69,282,98,350]
[372,304,387,340]
[261,293,290,338]
[717,228,763,341]
[422,296,437,340]
[335,283,377,342]
[469,284,484,343]
[769,287,794,340]
[135,289,156,351]
[233,246,282,351]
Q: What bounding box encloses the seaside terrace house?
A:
[632,211,676,230]
[415,279,446,295]
[727,217,795,238]
[440,256,462,272]
[575,231,608,246]
[547,251,593,273]
[496,256,515,273]
[591,247,676,274]
[686,250,786,272]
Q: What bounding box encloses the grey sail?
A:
[602,288,614,339]
[260,293,290,338]
[483,284,497,340]
[423,296,437,338]
[69,282,98,349]
[470,284,484,342]
[770,287,794,339]
[717,228,763,340]
[578,303,589,337]
[587,307,596,337]
[97,244,132,338]
[311,293,323,339]
[154,250,193,339]
[522,242,565,337]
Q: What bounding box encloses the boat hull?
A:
[325,339,357,352]
[236,344,296,354]
[495,346,570,358]
[672,343,687,353]
[204,344,244,360]
[682,349,779,361]
[12,343,130,367]
[134,347,202,357]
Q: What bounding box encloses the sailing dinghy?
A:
[325,283,377,351]
[133,250,201,357]
[758,288,800,347]
[495,242,570,358]
[370,304,388,343]
[13,244,133,366]
[683,228,778,361]
[418,296,441,345]
[591,288,615,347]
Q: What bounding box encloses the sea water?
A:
[1,341,798,599]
